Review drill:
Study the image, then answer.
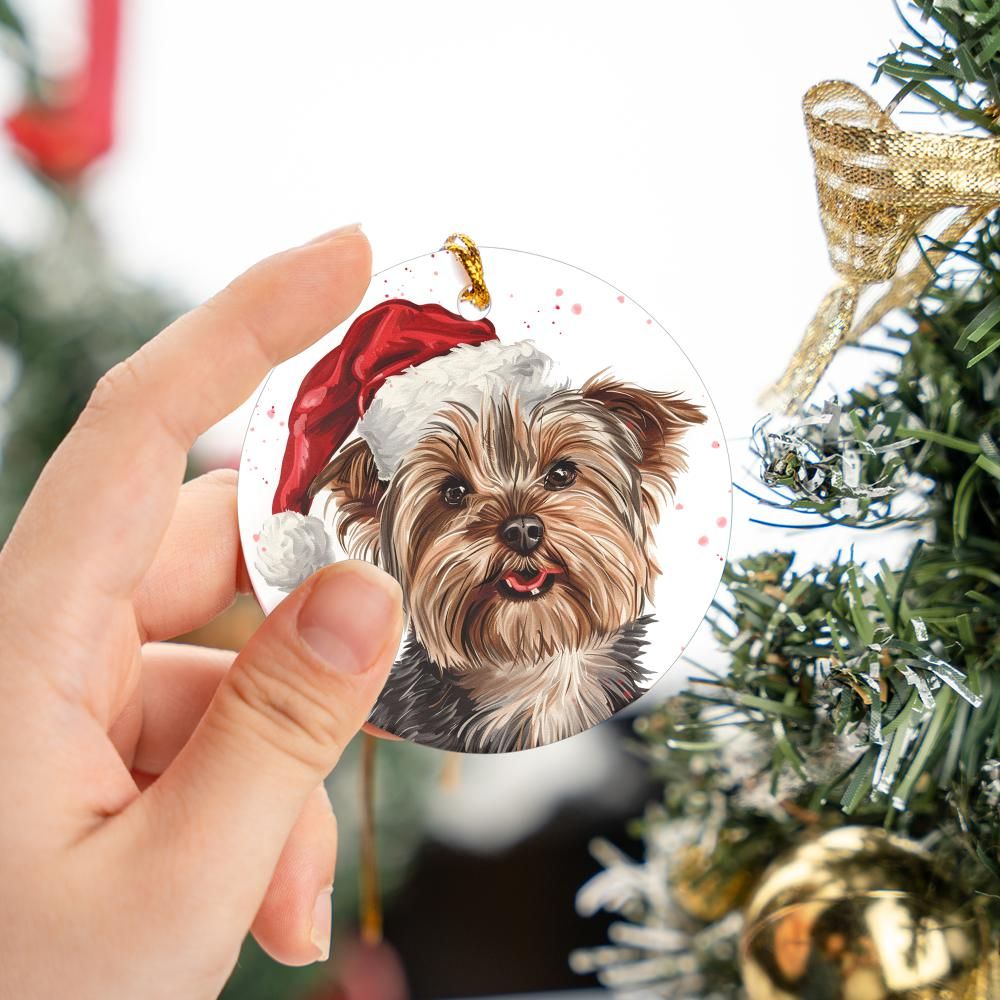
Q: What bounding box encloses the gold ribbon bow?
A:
[767,80,1000,412]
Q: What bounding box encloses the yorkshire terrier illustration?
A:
[255,299,705,752]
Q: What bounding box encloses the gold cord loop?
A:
[359,732,382,945]
[765,80,1000,412]
[444,232,491,312]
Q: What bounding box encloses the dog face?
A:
[311,375,705,674]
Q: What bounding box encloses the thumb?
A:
[140,560,403,919]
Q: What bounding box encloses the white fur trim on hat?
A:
[255,511,334,592]
[357,339,562,480]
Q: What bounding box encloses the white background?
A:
[0,1,928,845]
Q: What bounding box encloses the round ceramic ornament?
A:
[238,236,731,753]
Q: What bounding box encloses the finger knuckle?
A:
[85,356,145,421]
[85,353,193,451]
[225,655,350,772]
[200,467,239,491]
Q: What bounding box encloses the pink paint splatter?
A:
[555,304,561,310]
[646,318,653,325]
[252,533,260,542]
[717,516,728,528]
[571,303,582,315]
[698,535,709,546]
[555,288,564,296]
[266,405,275,419]
[676,503,684,510]
[711,440,720,449]
[617,295,625,303]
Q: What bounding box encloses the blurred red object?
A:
[315,938,410,1000]
[5,0,119,181]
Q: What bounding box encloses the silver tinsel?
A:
[749,400,923,525]
[982,759,1000,811]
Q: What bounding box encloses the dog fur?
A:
[311,373,705,752]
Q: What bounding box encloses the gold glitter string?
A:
[359,732,382,945]
[358,737,461,948]
[444,232,492,311]
[765,80,1000,412]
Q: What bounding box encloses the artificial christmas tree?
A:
[575,3,1000,997]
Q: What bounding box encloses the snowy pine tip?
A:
[357,339,562,480]
[255,511,333,591]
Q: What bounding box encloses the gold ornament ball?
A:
[740,826,994,1000]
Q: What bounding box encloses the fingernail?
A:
[298,563,402,673]
[305,222,363,246]
[310,885,333,962]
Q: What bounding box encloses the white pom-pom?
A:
[254,511,333,591]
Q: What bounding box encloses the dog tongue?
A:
[502,568,554,593]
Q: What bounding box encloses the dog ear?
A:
[582,374,707,519]
[309,437,385,560]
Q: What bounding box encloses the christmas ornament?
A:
[239,235,731,753]
[766,81,1000,412]
[741,826,992,1000]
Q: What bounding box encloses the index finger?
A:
[2,226,370,606]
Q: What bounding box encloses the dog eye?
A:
[544,461,578,491]
[441,478,471,506]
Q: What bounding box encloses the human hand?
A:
[0,225,404,999]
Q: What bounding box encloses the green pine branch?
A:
[580,5,1000,992]
[876,0,1000,131]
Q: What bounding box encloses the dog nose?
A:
[499,514,544,554]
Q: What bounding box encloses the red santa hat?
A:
[254,297,559,591]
